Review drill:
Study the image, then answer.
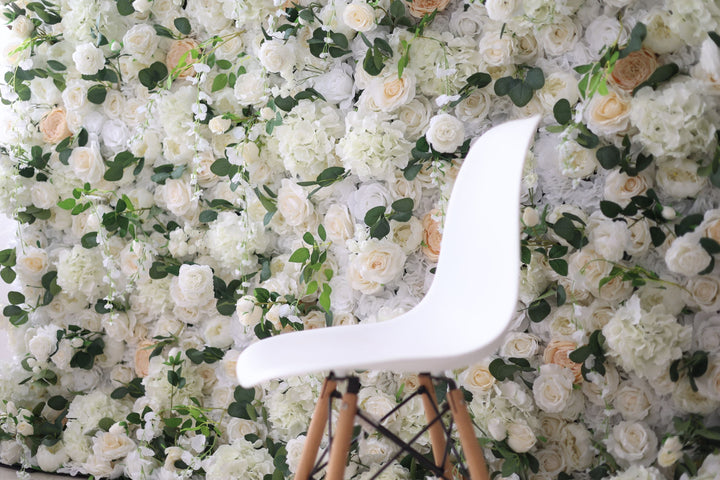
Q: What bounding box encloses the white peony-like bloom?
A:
[588,216,629,262]
[665,235,712,276]
[170,264,215,308]
[557,140,597,179]
[656,157,707,198]
[479,28,514,66]
[72,42,105,75]
[425,113,465,153]
[258,40,293,75]
[606,465,665,480]
[606,421,658,468]
[538,16,580,56]
[603,296,691,381]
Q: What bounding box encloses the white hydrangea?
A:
[202,439,274,479]
[630,80,716,160]
[603,296,691,381]
[205,211,267,275]
[56,245,106,301]
[265,376,322,442]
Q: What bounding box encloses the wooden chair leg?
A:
[447,384,489,480]
[419,374,454,480]
[326,377,360,480]
[294,377,338,480]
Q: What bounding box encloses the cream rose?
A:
[665,236,711,276]
[368,73,416,112]
[613,383,652,421]
[39,108,72,144]
[170,264,215,308]
[603,170,652,207]
[501,332,540,358]
[421,209,442,262]
[72,42,105,76]
[426,113,464,154]
[584,88,631,136]
[559,423,594,471]
[277,179,313,227]
[538,16,580,56]
[324,204,354,243]
[236,296,263,327]
[479,29,514,66]
[16,247,48,282]
[69,146,105,184]
[686,275,720,312]
[122,24,157,60]
[352,239,406,285]
[166,38,198,78]
[406,0,452,18]
[92,424,135,461]
[208,116,231,135]
[460,362,495,394]
[343,2,376,32]
[485,0,520,21]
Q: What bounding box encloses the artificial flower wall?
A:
[1,0,720,478]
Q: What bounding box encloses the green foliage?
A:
[569,330,607,380]
[697,132,720,189]
[138,61,169,91]
[308,28,351,59]
[488,357,534,382]
[360,33,394,76]
[494,67,544,107]
[111,377,146,400]
[364,198,414,240]
[254,185,278,226]
[595,135,653,176]
[668,414,720,479]
[670,351,709,392]
[297,166,350,197]
[228,385,256,420]
[403,135,471,180]
[174,17,191,35]
[486,439,539,479]
[289,226,333,317]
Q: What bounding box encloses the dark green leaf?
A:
[391,198,413,212]
[7,291,24,305]
[525,67,545,90]
[600,200,623,218]
[289,247,310,263]
[701,237,720,255]
[596,145,621,169]
[556,284,566,306]
[199,210,218,223]
[116,0,134,15]
[369,217,390,239]
[390,0,405,18]
[710,31,720,48]
[87,84,107,104]
[364,205,386,226]
[528,298,551,322]
[212,73,228,92]
[494,76,516,96]
[81,232,99,249]
[1,267,16,284]
[619,22,647,58]
[467,72,492,89]
[508,81,534,107]
[174,17,191,35]
[632,63,679,94]
[553,98,571,125]
[549,259,568,276]
[649,226,666,247]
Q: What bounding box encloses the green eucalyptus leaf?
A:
[174,17,191,35]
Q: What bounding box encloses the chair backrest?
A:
[417,116,539,354]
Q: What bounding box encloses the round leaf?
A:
[174,17,191,35]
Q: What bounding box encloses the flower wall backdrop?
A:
[1,0,720,478]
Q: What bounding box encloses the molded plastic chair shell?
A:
[237,116,540,387]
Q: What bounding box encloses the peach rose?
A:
[610,48,658,92]
[405,0,451,18]
[543,339,583,383]
[705,217,720,244]
[422,209,442,262]
[39,108,72,144]
[166,38,199,78]
[134,340,155,377]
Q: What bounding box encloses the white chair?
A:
[236,116,540,480]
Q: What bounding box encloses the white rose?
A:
[533,364,575,413]
[17,421,33,436]
[625,218,652,257]
[16,247,48,282]
[479,29,513,66]
[367,74,416,112]
[606,421,657,468]
[208,116,231,135]
[665,235,711,276]
[686,276,720,312]
[585,16,627,56]
[694,313,720,352]
[70,146,104,184]
[613,383,652,421]
[642,9,684,55]
[487,417,507,441]
[347,182,392,222]
[237,296,262,327]
[29,331,56,363]
[535,444,565,476]
[352,239,406,285]
[449,5,485,38]
[567,247,612,295]
[324,204,354,243]
[538,16,580,56]
[234,70,267,106]
[342,2,376,32]
[657,435,683,468]
[485,0,521,21]
[170,264,214,308]
[312,67,355,105]
[122,24,157,60]
[202,316,233,348]
[656,158,707,198]
[358,436,394,465]
[390,217,422,254]
[500,332,540,358]
[277,179,313,227]
[536,71,579,113]
[0,441,22,465]
[62,79,89,111]
[72,42,105,76]
[506,422,536,453]
[426,113,464,153]
[162,178,196,217]
[258,40,292,74]
[101,119,129,153]
[11,16,34,38]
